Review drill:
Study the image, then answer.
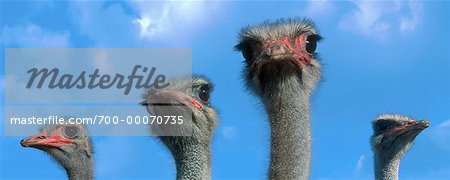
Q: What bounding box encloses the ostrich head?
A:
[21,123,93,174]
[142,76,217,150]
[371,114,430,160]
[235,18,322,95]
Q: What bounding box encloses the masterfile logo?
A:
[4,48,192,136]
[26,65,170,95]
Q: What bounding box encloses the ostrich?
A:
[371,114,430,180]
[142,76,218,180]
[235,18,322,179]
[20,123,94,180]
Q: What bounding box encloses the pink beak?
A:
[21,132,73,148]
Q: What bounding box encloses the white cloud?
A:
[0,23,71,47]
[68,1,139,47]
[429,119,450,151]
[437,119,450,128]
[400,1,422,34]
[355,155,365,172]
[304,0,336,18]
[221,126,238,140]
[131,1,222,43]
[340,1,423,40]
[67,1,225,46]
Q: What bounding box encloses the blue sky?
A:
[1,1,449,179]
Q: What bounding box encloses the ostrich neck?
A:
[374,154,401,180]
[173,143,211,180]
[263,77,312,180]
[63,156,94,180]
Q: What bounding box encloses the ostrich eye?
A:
[63,126,79,138]
[242,47,254,61]
[197,85,211,103]
[305,35,319,54]
[375,120,390,133]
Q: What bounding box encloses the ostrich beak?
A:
[413,120,430,129]
[147,90,203,111]
[386,120,430,136]
[20,132,73,148]
[253,36,312,74]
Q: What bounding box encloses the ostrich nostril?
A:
[37,136,46,139]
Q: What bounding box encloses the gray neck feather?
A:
[62,155,94,180]
[374,154,401,180]
[173,143,211,180]
[263,75,311,180]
